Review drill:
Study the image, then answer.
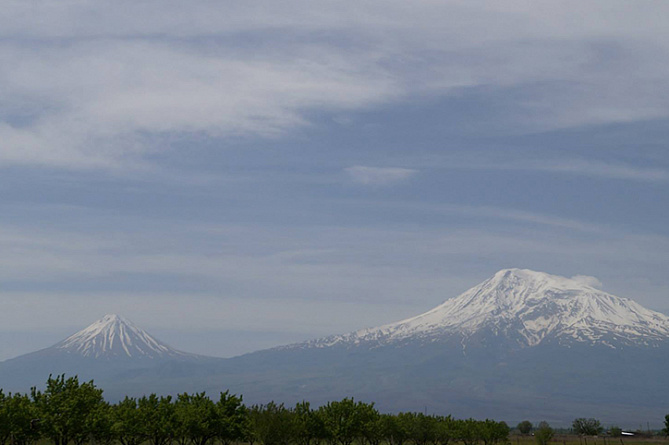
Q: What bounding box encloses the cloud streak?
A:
[538,160,669,182]
[420,156,669,183]
[571,275,604,289]
[344,166,418,186]
[2,1,669,169]
[0,40,396,169]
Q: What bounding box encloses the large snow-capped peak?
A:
[305,269,669,349]
[54,314,192,360]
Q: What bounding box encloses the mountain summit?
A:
[203,268,669,423]
[302,268,669,349]
[53,314,193,360]
[0,314,211,397]
[2,269,668,423]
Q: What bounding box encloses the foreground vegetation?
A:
[513,436,669,445]
[1,376,667,445]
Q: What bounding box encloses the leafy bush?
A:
[572,418,603,436]
[517,421,533,435]
[534,421,554,445]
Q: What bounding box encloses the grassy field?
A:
[19,438,669,445]
[511,435,669,445]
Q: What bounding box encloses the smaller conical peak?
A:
[54,314,190,360]
[95,314,128,326]
[78,314,138,336]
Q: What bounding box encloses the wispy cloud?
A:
[1,216,667,300]
[571,275,604,289]
[0,40,396,169]
[519,159,669,182]
[2,1,669,170]
[426,156,669,183]
[344,166,418,186]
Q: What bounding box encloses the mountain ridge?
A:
[285,268,669,350]
[0,314,216,397]
[1,268,668,425]
[52,314,196,360]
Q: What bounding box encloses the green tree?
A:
[663,415,669,437]
[31,375,106,445]
[0,391,39,445]
[379,413,410,445]
[292,401,325,445]
[517,421,533,435]
[572,418,603,436]
[0,390,14,445]
[453,419,481,445]
[432,415,454,445]
[215,391,248,445]
[609,426,622,437]
[111,397,146,445]
[318,398,365,445]
[404,413,437,445]
[249,402,294,445]
[138,394,175,445]
[534,422,553,445]
[355,402,381,445]
[478,420,509,445]
[88,400,113,445]
[174,393,220,445]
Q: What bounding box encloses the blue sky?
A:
[1,1,668,359]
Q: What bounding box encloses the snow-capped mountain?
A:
[2,270,668,424]
[53,314,194,360]
[299,268,669,349]
[207,269,667,423]
[0,314,214,397]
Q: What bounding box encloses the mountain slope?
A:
[132,268,669,425]
[296,269,669,349]
[0,314,215,394]
[2,271,668,425]
[53,314,195,360]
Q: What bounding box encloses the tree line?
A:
[517,417,669,440]
[0,375,511,445]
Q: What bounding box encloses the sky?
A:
[1,1,668,360]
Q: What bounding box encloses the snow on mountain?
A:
[53,314,193,359]
[301,269,669,349]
